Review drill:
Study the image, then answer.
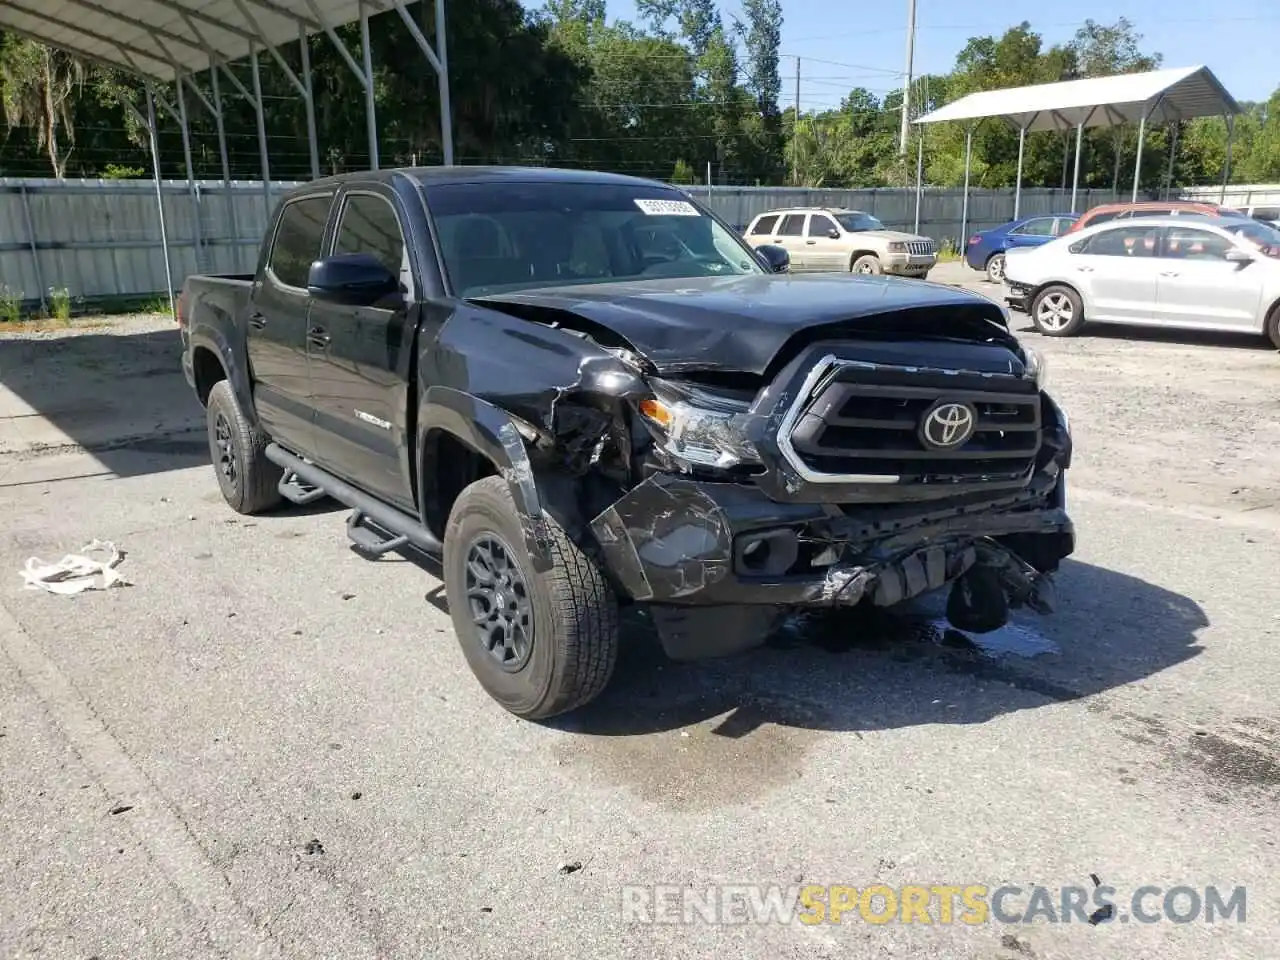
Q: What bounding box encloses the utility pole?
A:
[792,56,801,185]
[898,0,917,155]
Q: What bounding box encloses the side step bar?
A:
[265,443,442,560]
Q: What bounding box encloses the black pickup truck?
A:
[179,166,1075,720]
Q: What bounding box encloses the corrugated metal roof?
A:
[0,0,386,81]
[914,65,1241,132]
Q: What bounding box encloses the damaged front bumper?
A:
[589,469,1073,612]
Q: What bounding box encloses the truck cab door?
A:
[306,186,418,511]
[247,191,334,460]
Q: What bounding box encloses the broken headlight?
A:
[636,380,761,471]
[1021,343,1048,389]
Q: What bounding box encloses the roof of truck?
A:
[288,165,675,194]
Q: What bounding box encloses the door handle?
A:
[805,240,817,245]
[307,326,330,346]
[1160,271,1179,277]
[1075,266,1093,272]
[249,312,266,329]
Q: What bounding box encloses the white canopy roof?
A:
[0,0,387,81]
[913,65,1241,133]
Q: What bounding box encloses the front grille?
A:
[906,240,935,257]
[781,359,1041,485]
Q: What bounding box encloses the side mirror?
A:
[827,228,840,240]
[307,252,400,304]
[1225,248,1253,264]
[756,243,790,273]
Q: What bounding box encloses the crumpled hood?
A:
[474,273,1001,375]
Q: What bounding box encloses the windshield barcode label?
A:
[634,198,701,217]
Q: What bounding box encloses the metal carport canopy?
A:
[0,0,454,311]
[906,65,1242,240]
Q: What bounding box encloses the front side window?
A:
[1010,218,1056,236]
[1074,224,1159,257]
[1083,210,1122,227]
[421,181,766,298]
[1162,226,1235,260]
[266,195,332,288]
[807,214,840,237]
[333,193,407,278]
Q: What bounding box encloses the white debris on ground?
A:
[19,540,131,595]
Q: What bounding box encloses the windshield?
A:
[420,180,765,298]
[835,212,886,233]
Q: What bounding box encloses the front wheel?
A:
[985,253,1006,284]
[205,380,283,515]
[1029,284,1086,337]
[443,476,620,720]
[1265,302,1280,350]
[851,254,882,275]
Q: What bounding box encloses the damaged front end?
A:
[444,300,1074,664]
[584,338,1074,661]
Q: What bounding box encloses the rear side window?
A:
[334,193,407,277]
[267,195,332,289]
[751,214,779,235]
[777,214,805,236]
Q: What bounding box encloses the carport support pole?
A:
[1069,122,1083,213]
[912,130,923,234]
[174,73,205,273]
[1112,130,1123,201]
[1013,125,1027,220]
[959,126,973,250]
[249,47,272,219]
[435,0,454,165]
[1131,114,1147,202]
[1164,123,1180,200]
[209,68,239,266]
[145,84,176,318]
[360,3,379,169]
[300,25,321,179]
[1220,114,1235,202]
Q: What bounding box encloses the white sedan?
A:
[1001,215,1280,349]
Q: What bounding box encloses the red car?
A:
[1065,200,1250,234]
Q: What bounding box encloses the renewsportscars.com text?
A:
[621,883,1247,926]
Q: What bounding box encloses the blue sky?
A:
[527,0,1279,108]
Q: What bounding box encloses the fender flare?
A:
[189,324,256,425]
[418,385,554,571]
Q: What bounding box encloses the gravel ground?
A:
[1,289,1278,960]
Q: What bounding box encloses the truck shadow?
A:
[0,326,207,478]
[542,557,1206,738]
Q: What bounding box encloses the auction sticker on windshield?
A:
[635,198,701,216]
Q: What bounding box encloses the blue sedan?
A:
[965,213,1080,283]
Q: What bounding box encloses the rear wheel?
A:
[985,253,1006,284]
[205,380,283,515]
[443,476,619,720]
[1029,284,1086,337]
[851,254,882,275]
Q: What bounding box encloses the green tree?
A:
[0,35,84,177]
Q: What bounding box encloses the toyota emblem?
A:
[919,400,977,450]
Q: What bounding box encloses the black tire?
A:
[1265,302,1280,350]
[851,253,882,275]
[443,475,619,720]
[1028,284,1086,337]
[206,379,283,515]
[985,252,1006,284]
